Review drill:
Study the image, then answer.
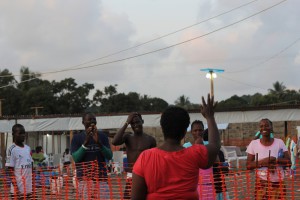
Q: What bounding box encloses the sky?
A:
[0,0,299,104]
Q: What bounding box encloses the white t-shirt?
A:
[5,143,33,194]
[246,138,287,182]
[63,153,71,163]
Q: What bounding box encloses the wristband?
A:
[82,144,88,150]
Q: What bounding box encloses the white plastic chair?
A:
[221,146,247,169]
[221,146,238,169]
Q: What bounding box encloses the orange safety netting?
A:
[1,160,300,200]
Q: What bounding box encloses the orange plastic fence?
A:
[1,161,300,199]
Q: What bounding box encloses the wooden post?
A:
[58,133,61,154]
[70,130,73,147]
[46,133,48,154]
[0,99,5,117]
[1,133,5,167]
[52,131,55,154]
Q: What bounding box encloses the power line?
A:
[0,0,260,79]
[0,0,287,89]
[0,78,37,89]
[227,36,300,73]
[217,74,268,91]
[33,0,288,75]
[44,0,286,73]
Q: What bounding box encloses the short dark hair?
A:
[132,112,143,122]
[12,124,25,134]
[35,146,43,153]
[160,106,190,141]
[191,120,204,130]
[82,112,95,120]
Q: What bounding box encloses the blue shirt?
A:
[71,130,111,179]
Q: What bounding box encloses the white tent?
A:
[1,108,300,132]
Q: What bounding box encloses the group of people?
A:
[4,94,296,200]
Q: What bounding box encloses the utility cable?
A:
[227,36,300,73]
[0,0,260,79]
[0,0,287,89]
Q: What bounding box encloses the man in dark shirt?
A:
[71,112,112,199]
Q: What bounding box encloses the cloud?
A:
[0,0,135,80]
[294,52,300,65]
[0,0,300,105]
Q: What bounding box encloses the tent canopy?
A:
[0,108,300,132]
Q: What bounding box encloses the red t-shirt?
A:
[133,145,208,200]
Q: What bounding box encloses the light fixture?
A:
[200,68,224,97]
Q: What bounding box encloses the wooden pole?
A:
[0,99,5,117]
[0,133,5,167]
[30,106,44,116]
[52,131,55,154]
[210,71,214,97]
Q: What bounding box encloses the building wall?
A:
[141,120,300,149]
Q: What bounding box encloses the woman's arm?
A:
[247,153,277,170]
[131,173,147,200]
[277,151,291,166]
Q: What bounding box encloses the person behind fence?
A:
[32,145,46,168]
[62,148,71,171]
[112,112,156,199]
[246,118,291,200]
[71,112,113,199]
[131,94,221,200]
[183,120,215,200]
[290,135,297,177]
[202,129,230,200]
[5,124,33,199]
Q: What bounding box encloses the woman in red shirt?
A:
[132,95,221,200]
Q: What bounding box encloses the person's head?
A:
[191,120,204,141]
[131,113,144,134]
[12,124,25,145]
[259,118,272,137]
[82,112,97,129]
[160,106,190,141]
[65,148,70,154]
[35,146,43,153]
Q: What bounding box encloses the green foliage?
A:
[1,67,299,115]
[217,95,249,109]
[0,67,168,115]
[92,86,168,113]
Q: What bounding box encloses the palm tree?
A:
[268,81,286,98]
[174,95,191,109]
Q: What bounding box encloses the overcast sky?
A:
[0,0,299,104]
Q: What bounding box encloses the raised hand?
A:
[126,112,139,124]
[200,94,217,119]
[84,124,98,146]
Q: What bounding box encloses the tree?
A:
[21,80,56,115]
[174,95,191,109]
[217,95,249,109]
[268,81,286,98]
[0,69,16,86]
[141,96,168,112]
[52,78,94,114]
[0,69,22,115]
[18,66,41,91]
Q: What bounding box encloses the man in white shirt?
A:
[5,124,33,199]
